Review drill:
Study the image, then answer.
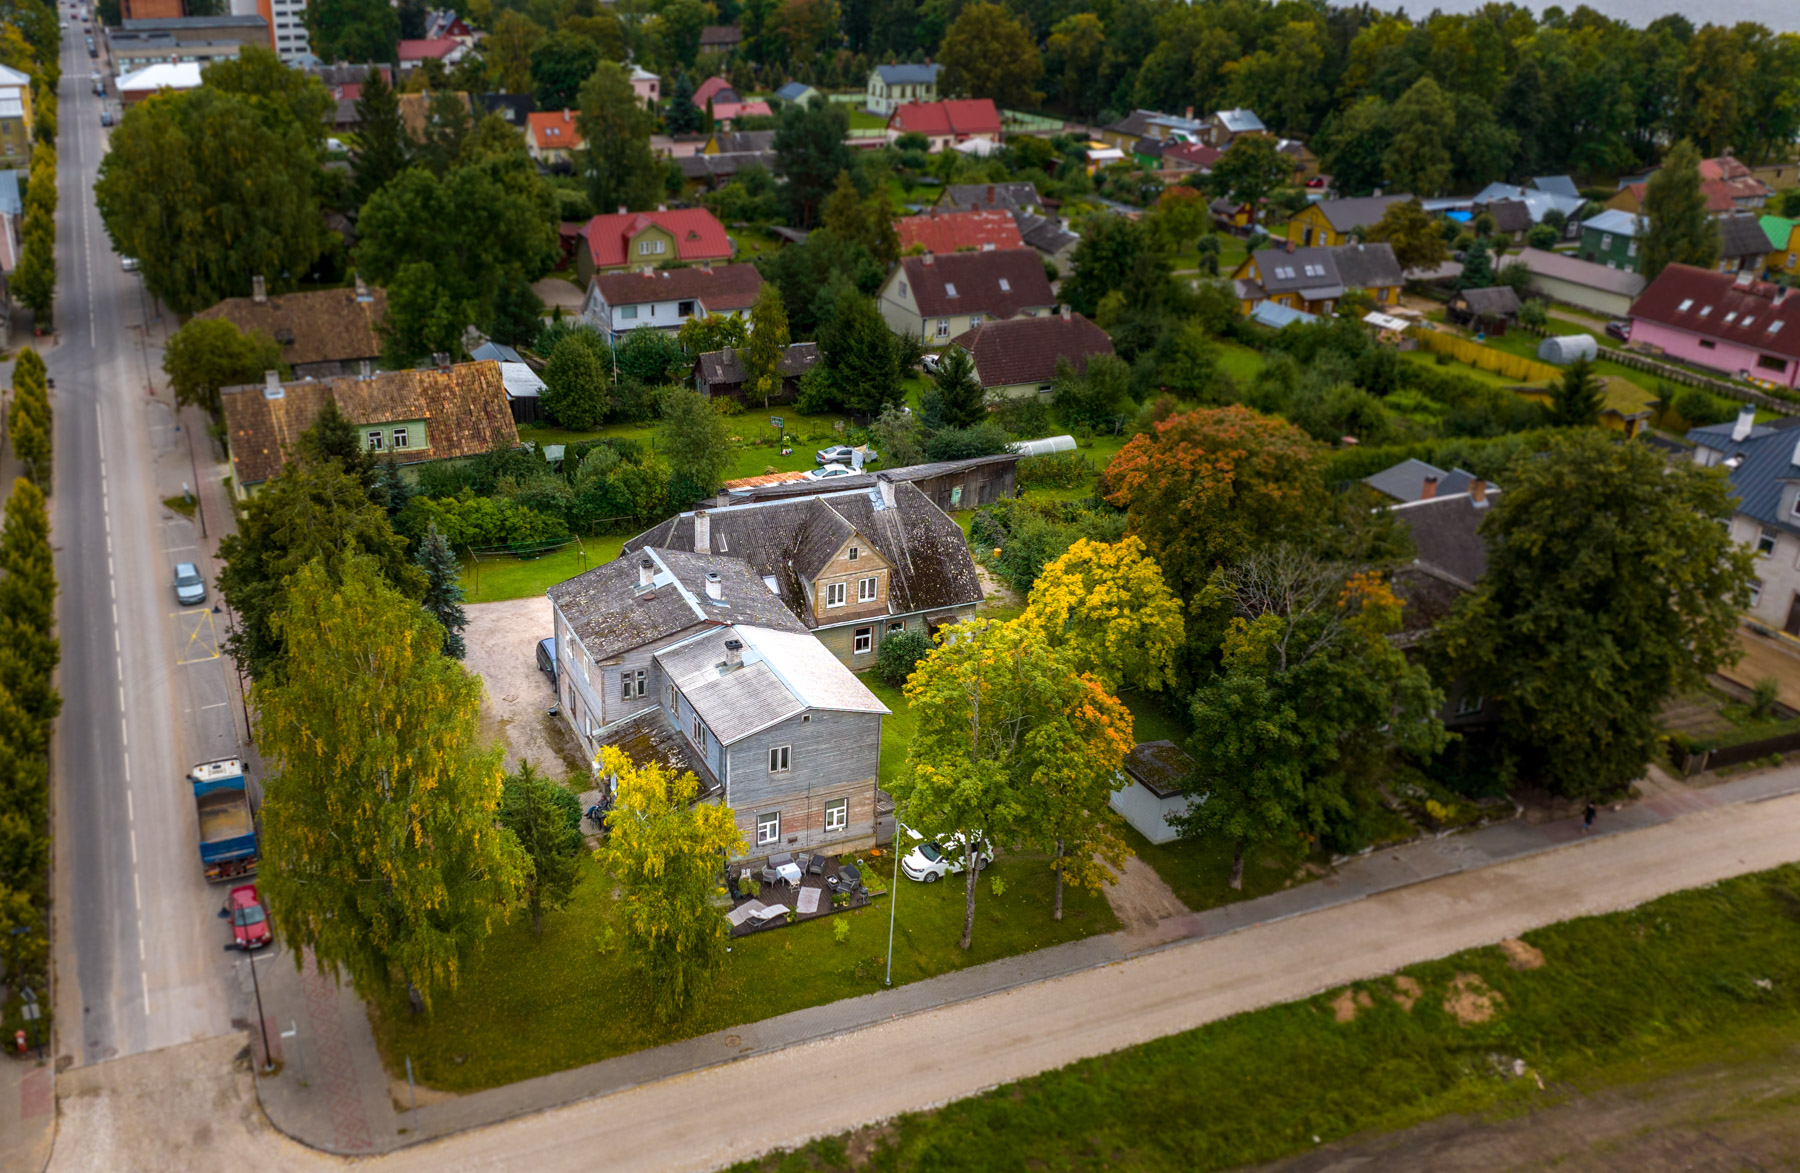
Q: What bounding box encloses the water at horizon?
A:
[1392,0,1799,35]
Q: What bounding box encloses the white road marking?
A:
[140,973,149,1016]
[199,702,227,710]
[132,871,140,912]
[126,788,133,821]
[129,827,136,865]
[163,544,194,553]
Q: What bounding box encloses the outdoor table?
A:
[776,861,803,887]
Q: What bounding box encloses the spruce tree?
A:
[1549,356,1603,428]
[415,523,469,659]
[921,344,987,430]
[352,67,409,207]
[497,760,584,934]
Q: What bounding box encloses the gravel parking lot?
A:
[462,596,588,782]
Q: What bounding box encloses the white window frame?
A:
[638,240,653,255]
[1751,580,1763,606]
[769,745,790,773]
[935,319,950,338]
[756,810,780,845]
[858,575,878,602]
[621,304,638,320]
[391,427,409,450]
[1759,527,1779,557]
[853,626,873,654]
[825,581,847,608]
[1456,693,1485,716]
[824,798,848,833]
[365,430,384,452]
[668,684,679,712]
[848,546,859,561]
[691,713,708,751]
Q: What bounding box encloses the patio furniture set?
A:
[723,850,872,936]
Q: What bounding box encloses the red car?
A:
[228,885,270,950]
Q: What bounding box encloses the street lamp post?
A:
[247,950,275,1074]
[885,803,902,987]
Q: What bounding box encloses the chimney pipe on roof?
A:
[705,571,723,601]
[1060,304,1071,321]
[1421,474,1439,500]
[878,475,895,509]
[252,275,267,304]
[694,510,710,553]
[723,638,742,668]
[657,203,667,212]
[354,275,372,303]
[359,359,372,379]
[1732,404,1757,442]
[618,205,628,215]
[263,369,283,399]
[986,184,995,205]
[1469,478,1488,508]
[638,557,654,588]
[434,352,452,372]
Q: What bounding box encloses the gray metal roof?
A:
[1687,417,1800,532]
[875,63,941,86]
[1719,214,1778,259]
[1391,491,1501,585]
[1251,242,1402,296]
[1509,248,1647,297]
[1312,195,1411,232]
[1532,175,1581,198]
[1363,458,1477,503]
[658,623,888,744]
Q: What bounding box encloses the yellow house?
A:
[1230,242,1404,317]
[1284,194,1412,248]
[0,64,34,164]
[1515,376,1657,438]
[1763,215,1800,275]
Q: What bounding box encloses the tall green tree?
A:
[1364,199,1449,272]
[257,556,526,1013]
[305,0,399,65]
[741,282,790,408]
[163,318,286,416]
[96,87,327,316]
[1210,135,1290,226]
[576,60,662,215]
[1383,76,1457,197]
[352,67,409,207]
[541,331,610,429]
[414,523,468,658]
[201,45,332,145]
[1435,432,1755,797]
[658,385,733,502]
[819,171,899,269]
[920,343,986,430]
[938,1,1043,108]
[1549,355,1603,428]
[1182,550,1444,885]
[1641,139,1719,281]
[497,760,584,935]
[817,283,903,416]
[894,619,1131,947]
[485,11,543,94]
[1058,215,1156,318]
[531,30,600,111]
[773,97,852,229]
[592,745,742,1022]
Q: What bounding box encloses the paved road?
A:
[48,13,246,1070]
[45,787,1800,1172]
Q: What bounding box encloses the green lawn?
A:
[732,863,1800,1173]
[459,539,623,604]
[372,847,1119,1092]
[863,678,915,791]
[1217,339,1266,382]
[847,108,888,130]
[1125,822,1318,913]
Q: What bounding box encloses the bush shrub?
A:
[925,419,1012,461]
[1016,451,1093,489]
[875,629,932,687]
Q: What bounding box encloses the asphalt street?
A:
[47,16,247,1070]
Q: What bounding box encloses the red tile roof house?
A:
[876,247,1056,345]
[894,208,1024,255]
[527,109,583,166]
[949,307,1114,398]
[575,207,734,282]
[691,75,771,126]
[396,37,469,70]
[1627,265,1800,390]
[582,263,764,345]
[886,99,1003,153]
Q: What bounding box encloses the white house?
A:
[1108,741,1196,845]
[582,263,763,345]
[866,63,940,114]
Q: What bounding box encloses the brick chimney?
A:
[985,184,995,206]
[252,275,267,304]
[693,510,710,552]
[1421,475,1439,500]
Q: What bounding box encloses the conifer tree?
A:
[414,523,469,659]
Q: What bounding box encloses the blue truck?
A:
[190,759,258,882]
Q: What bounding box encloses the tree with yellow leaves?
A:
[256,555,527,1014]
[895,620,1134,945]
[1017,536,1184,695]
[1178,545,1445,887]
[592,746,743,1022]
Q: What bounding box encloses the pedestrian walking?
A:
[1582,801,1597,834]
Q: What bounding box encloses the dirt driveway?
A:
[463,596,588,782]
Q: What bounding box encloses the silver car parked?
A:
[173,562,206,607]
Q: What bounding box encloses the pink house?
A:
[1628,264,1800,389]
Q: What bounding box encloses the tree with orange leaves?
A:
[1103,406,1327,601]
[1175,544,1445,886]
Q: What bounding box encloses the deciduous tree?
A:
[1018,536,1183,694]
[895,619,1132,942]
[1180,550,1444,885]
[257,556,526,1012]
[305,0,399,65]
[576,60,662,215]
[1641,139,1718,281]
[498,760,584,934]
[541,331,611,429]
[163,318,287,416]
[532,30,600,111]
[592,745,742,1021]
[820,171,899,269]
[1104,406,1326,600]
[741,282,790,408]
[1363,198,1448,272]
[1383,76,1456,197]
[1435,432,1755,797]
[939,1,1043,108]
[658,385,733,502]
[485,11,544,95]
[1210,135,1290,226]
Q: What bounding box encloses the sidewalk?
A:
[249,759,1800,1156]
[0,1051,53,1173]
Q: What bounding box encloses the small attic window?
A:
[944,282,959,297]
[1771,320,1786,334]
[1725,311,1739,323]
[1699,305,1713,317]
[998,278,1011,291]
[848,545,860,560]
[1678,299,1694,311]
[762,575,779,594]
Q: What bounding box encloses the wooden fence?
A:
[1669,727,1800,776]
[1600,348,1799,416]
[1414,329,1564,384]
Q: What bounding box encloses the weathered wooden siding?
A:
[726,710,883,855]
[810,535,891,624]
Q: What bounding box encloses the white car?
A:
[121,256,139,271]
[901,833,993,883]
[816,444,876,466]
[801,463,857,481]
